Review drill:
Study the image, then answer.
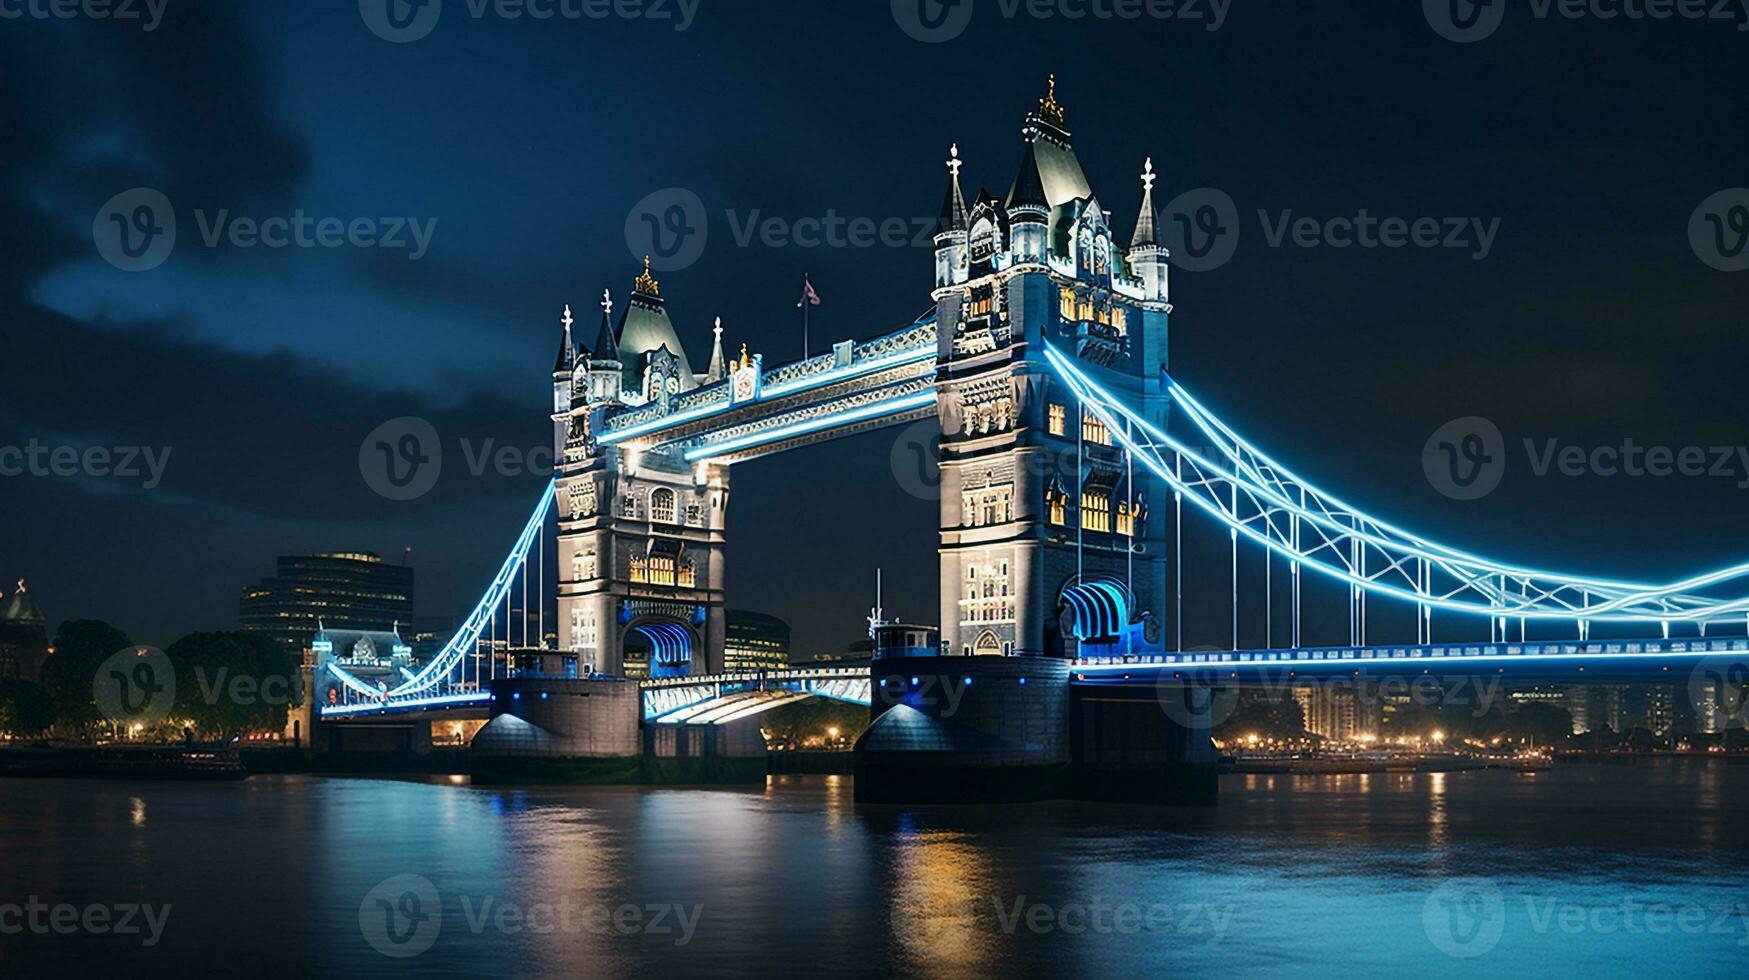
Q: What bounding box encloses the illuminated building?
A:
[239,551,414,654]
[724,610,790,672]
[0,580,49,682]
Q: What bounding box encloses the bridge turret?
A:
[586,289,624,406]
[933,144,969,291]
[552,304,576,458]
[1128,158,1169,309]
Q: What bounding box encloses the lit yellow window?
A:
[1048,403,1066,436]
[1081,491,1111,532]
[1082,411,1111,446]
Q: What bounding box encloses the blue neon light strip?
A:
[1042,345,1749,625]
[684,391,936,461]
[598,342,935,446]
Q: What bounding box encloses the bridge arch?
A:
[625,618,696,679]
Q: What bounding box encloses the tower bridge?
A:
[313,80,1749,802]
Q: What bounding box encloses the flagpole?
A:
[802,272,810,359]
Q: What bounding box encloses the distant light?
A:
[910,676,919,686]
[1018,677,1026,685]
[540,692,549,700]
[512,692,521,701]
[963,676,973,686]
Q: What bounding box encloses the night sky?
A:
[2,2,1745,656]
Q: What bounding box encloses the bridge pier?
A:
[854,656,1217,805]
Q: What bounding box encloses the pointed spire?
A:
[1131,157,1159,248]
[632,255,661,298]
[706,316,727,383]
[553,303,576,374]
[593,288,619,361]
[1036,73,1065,129]
[937,143,969,235]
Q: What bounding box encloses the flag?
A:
[796,276,821,308]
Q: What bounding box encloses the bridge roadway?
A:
[1071,635,1749,685]
[318,636,1748,724]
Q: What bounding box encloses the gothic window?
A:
[583,549,596,578]
[629,555,648,583]
[1048,403,1066,436]
[650,488,677,525]
[1059,287,1076,321]
[677,558,696,589]
[1117,501,1135,537]
[1082,490,1111,533]
[568,485,585,520]
[686,503,702,526]
[973,630,1003,656]
[1111,305,1128,335]
[621,495,637,518]
[648,555,676,586]
[1082,410,1111,446]
[1046,483,1068,526]
[571,552,584,582]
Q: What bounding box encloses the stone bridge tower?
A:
[552,263,729,678]
[933,78,1173,659]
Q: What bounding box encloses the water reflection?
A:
[2,761,1748,978]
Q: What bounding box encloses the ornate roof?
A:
[617,258,695,391]
[0,582,45,624]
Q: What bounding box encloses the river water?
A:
[2,761,1746,978]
